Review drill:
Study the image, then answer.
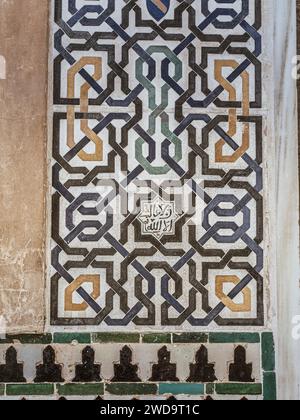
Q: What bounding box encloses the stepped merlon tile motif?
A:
[0,333,276,400]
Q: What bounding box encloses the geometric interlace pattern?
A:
[50,0,264,328]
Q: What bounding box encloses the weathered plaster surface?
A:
[275,0,300,400]
[0,0,49,333]
[297,0,300,193]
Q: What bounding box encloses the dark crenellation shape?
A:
[112,346,141,383]
[0,346,26,383]
[187,346,217,382]
[73,346,101,383]
[150,346,179,382]
[34,346,64,383]
[229,346,254,383]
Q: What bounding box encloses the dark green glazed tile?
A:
[215,383,262,395]
[263,373,277,401]
[209,333,260,344]
[142,334,171,344]
[53,333,91,344]
[0,334,52,344]
[6,384,54,396]
[206,383,215,395]
[57,383,104,396]
[173,333,208,343]
[262,333,275,372]
[106,383,157,395]
[0,385,4,396]
[92,333,140,343]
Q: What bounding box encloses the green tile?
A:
[58,383,104,396]
[6,384,54,396]
[215,383,262,395]
[142,334,171,344]
[53,333,91,344]
[173,333,208,343]
[106,383,157,396]
[159,383,204,395]
[0,385,4,396]
[209,333,260,344]
[92,333,140,343]
[0,334,52,344]
[262,333,275,372]
[263,373,277,401]
[206,383,215,395]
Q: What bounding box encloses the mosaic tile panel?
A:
[0,333,276,400]
[49,0,271,330]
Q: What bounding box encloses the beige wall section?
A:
[0,0,49,333]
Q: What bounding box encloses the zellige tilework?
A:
[0,333,276,400]
[46,0,277,400]
[50,0,266,330]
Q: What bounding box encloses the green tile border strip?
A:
[0,380,272,398]
[0,331,267,344]
[6,384,54,396]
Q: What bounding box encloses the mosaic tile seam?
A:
[50,0,268,330]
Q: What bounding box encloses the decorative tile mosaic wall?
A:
[0,333,276,400]
[50,0,268,330]
[45,0,277,400]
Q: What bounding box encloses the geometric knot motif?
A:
[50,0,264,328]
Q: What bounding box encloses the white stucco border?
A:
[274,0,300,401]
